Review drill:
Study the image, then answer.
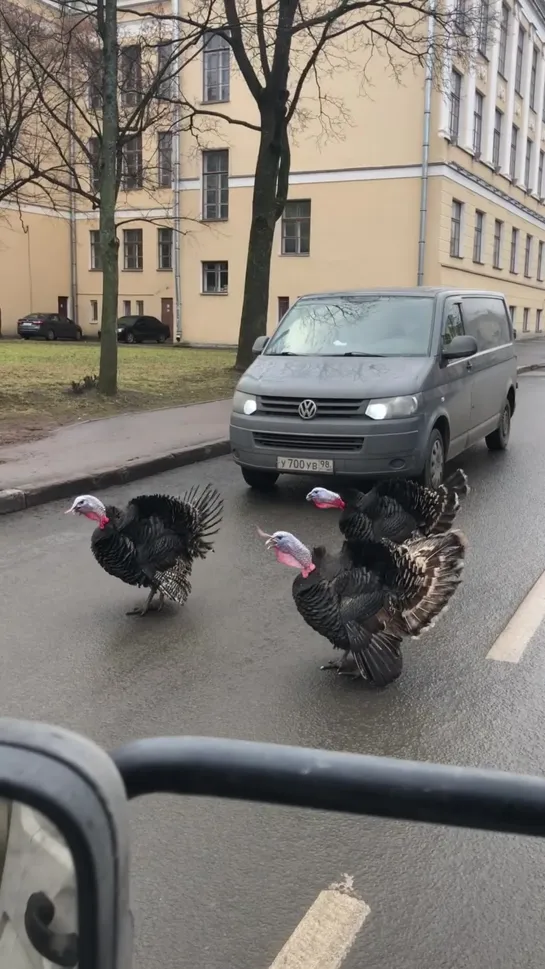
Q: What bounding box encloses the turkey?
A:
[257,526,467,686]
[306,469,469,545]
[66,484,223,615]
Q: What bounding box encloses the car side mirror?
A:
[442,334,478,360]
[252,336,269,354]
[0,719,131,969]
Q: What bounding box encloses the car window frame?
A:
[440,298,466,351]
[460,295,511,352]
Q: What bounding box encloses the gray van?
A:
[229,288,517,490]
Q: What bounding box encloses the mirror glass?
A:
[0,799,78,968]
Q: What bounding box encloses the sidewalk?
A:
[0,398,232,514]
[516,334,545,370]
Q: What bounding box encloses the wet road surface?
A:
[1,373,545,969]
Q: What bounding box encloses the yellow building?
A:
[1,0,545,342]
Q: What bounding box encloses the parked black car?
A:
[17,313,83,341]
[98,315,170,344]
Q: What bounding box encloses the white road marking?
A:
[268,875,370,969]
[487,569,545,663]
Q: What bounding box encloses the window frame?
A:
[523,307,530,332]
[202,31,230,104]
[201,260,229,294]
[121,134,143,191]
[524,233,533,277]
[450,199,463,258]
[449,69,462,143]
[493,219,503,269]
[498,3,509,77]
[157,131,173,189]
[281,199,312,256]
[492,109,503,167]
[515,25,525,95]
[157,227,173,271]
[473,210,485,263]
[509,124,518,180]
[122,228,143,272]
[202,149,229,221]
[530,45,539,109]
[89,230,102,271]
[538,239,544,281]
[525,138,533,188]
[120,44,142,108]
[473,91,484,155]
[510,227,519,273]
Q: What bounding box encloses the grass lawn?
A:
[0,341,237,446]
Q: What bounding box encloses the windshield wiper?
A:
[341,351,386,357]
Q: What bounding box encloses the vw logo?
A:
[298,399,318,420]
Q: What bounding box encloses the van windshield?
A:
[264,295,435,357]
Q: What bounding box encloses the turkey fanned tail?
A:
[386,529,467,636]
[124,484,224,560]
[373,468,470,537]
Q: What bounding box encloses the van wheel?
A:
[419,428,445,489]
[486,400,511,451]
[241,467,279,491]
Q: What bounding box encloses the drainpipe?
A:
[172,0,182,342]
[417,5,435,286]
[68,52,78,321]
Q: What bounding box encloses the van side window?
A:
[442,302,464,347]
[461,296,510,351]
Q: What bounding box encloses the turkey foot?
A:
[127,590,165,617]
[320,651,350,672]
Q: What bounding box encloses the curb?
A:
[517,363,545,373]
[0,439,230,517]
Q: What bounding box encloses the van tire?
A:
[241,467,279,490]
[418,428,445,489]
[486,399,511,451]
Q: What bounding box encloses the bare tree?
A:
[0,0,204,394]
[139,0,486,370]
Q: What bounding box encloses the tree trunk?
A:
[98,0,119,396]
[235,119,283,372]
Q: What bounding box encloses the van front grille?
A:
[253,432,364,452]
[259,396,363,417]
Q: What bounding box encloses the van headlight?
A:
[233,390,257,416]
[365,395,419,420]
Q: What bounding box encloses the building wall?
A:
[0,208,71,336]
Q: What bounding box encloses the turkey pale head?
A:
[306,487,345,510]
[257,527,316,577]
[66,495,110,529]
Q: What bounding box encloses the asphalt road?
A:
[2,373,545,969]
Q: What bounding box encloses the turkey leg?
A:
[320,651,352,672]
[126,590,165,617]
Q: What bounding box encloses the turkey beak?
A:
[256,526,276,549]
[65,501,78,515]
[305,492,313,502]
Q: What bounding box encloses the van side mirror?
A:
[252,336,269,354]
[442,334,478,360]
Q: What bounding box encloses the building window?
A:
[450,199,463,257]
[449,70,462,142]
[523,307,530,332]
[123,229,143,271]
[530,46,539,109]
[454,0,467,33]
[524,233,533,276]
[493,219,503,268]
[538,240,544,280]
[498,3,509,76]
[510,227,519,272]
[203,32,230,103]
[120,44,142,107]
[509,305,516,326]
[88,137,100,193]
[473,210,485,263]
[539,150,545,195]
[123,300,131,316]
[157,228,173,270]
[202,149,229,221]
[537,308,542,332]
[157,42,174,99]
[136,300,144,315]
[158,132,173,188]
[281,200,311,255]
[90,230,102,270]
[492,109,502,167]
[525,139,533,188]
[515,26,525,95]
[509,125,518,180]
[478,0,489,53]
[90,299,98,322]
[202,261,228,294]
[473,91,484,155]
[278,297,290,321]
[122,135,143,190]
[542,87,545,124]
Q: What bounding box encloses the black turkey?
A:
[306,469,469,545]
[258,526,466,686]
[66,484,223,615]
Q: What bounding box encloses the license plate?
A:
[276,457,334,473]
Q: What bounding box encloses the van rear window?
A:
[265,296,434,357]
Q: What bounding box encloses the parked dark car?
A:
[99,315,170,344]
[17,313,83,341]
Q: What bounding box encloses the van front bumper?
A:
[230,414,429,478]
